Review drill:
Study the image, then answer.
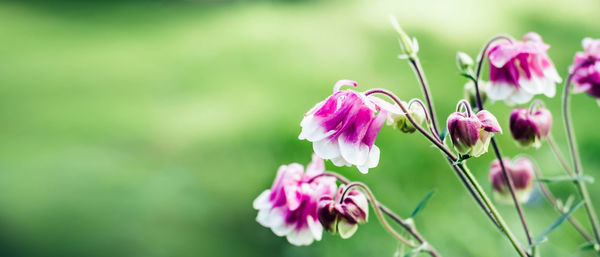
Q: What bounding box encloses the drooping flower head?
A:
[487,32,561,105]
[253,154,337,246]
[447,105,502,158]
[317,185,369,239]
[489,157,535,204]
[569,38,600,102]
[299,80,397,173]
[509,107,552,148]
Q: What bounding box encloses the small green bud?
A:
[391,102,426,133]
[390,15,419,59]
[456,52,474,71]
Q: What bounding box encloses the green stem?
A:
[563,74,600,246]
[458,163,529,257]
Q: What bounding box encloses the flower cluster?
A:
[254,24,600,256]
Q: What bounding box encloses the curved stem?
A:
[562,74,600,245]
[473,35,534,251]
[456,99,474,116]
[365,89,455,159]
[408,98,440,142]
[408,58,441,135]
[342,182,417,248]
[533,166,594,242]
[310,172,441,257]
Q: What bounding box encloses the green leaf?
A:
[536,175,594,184]
[410,189,436,218]
[531,200,585,248]
[458,72,476,82]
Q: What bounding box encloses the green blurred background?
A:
[0,0,599,256]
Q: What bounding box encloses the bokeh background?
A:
[0,0,599,256]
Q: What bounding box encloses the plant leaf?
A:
[536,176,594,184]
[531,200,585,248]
[439,126,448,142]
[577,242,595,251]
[410,189,436,218]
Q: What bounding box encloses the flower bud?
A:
[489,157,535,204]
[317,186,368,239]
[509,107,552,148]
[463,81,488,108]
[390,102,426,133]
[390,16,419,59]
[456,52,474,71]
[447,109,501,157]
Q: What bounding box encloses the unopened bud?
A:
[391,102,426,133]
[390,15,419,59]
[489,157,535,204]
[456,52,474,71]
[446,109,501,157]
[509,107,552,148]
[317,186,368,239]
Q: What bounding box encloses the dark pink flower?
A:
[299,80,397,173]
[317,185,368,239]
[253,154,337,246]
[509,107,552,148]
[570,38,600,102]
[446,110,502,157]
[489,157,535,204]
[487,32,561,105]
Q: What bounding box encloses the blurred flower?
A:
[509,107,552,148]
[489,157,535,204]
[253,154,337,246]
[456,51,474,71]
[390,101,426,133]
[317,185,369,239]
[487,32,561,105]
[299,80,396,174]
[463,81,489,108]
[569,38,600,102]
[447,109,502,157]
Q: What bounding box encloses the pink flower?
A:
[489,157,535,204]
[487,32,561,105]
[299,80,396,174]
[509,107,552,148]
[317,185,369,239]
[446,110,502,157]
[253,154,337,246]
[570,38,600,101]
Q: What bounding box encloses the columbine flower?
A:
[299,80,394,174]
[489,157,535,204]
[253,154,337,246]
[317,185,368,239]
[509,107,552,148]
[569,38,600,102]
[447,109,502,157]
[487,32,561,105]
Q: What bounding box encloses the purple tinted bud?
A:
[447,112,481,155]
[509,107,552,148]
[317,186,368,239]
[447,108,502,157]
[489,157,535,204]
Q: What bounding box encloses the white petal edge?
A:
[357,145,380,174]
[488,82,516,101]
[253,190,272,210]
[338,136,369,166]
[286,227,315,246]
[307,216,323,241]
[313,138,341,160]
